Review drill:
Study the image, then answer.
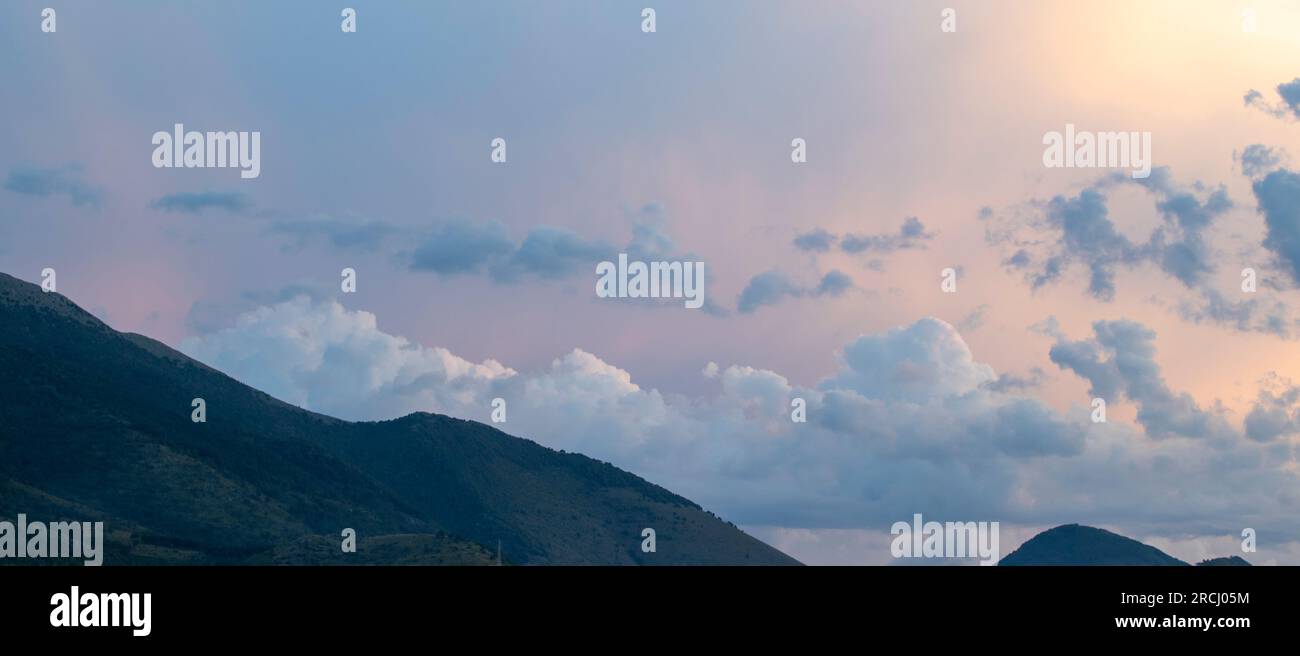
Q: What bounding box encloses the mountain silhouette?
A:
[0,273,798,565]
[999,524,1249,566]
[1196,556,1251,566]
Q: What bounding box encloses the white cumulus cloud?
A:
[179,297,1300,563]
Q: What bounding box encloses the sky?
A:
[2,0,1299,564]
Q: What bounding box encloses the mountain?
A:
[0,273,798,565]
[1000,524,1249,566]
[999,525,1185,565]
[1196,556,1251,566]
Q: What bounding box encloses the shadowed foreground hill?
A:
[0,273,798,565]
[999,524,1249,566]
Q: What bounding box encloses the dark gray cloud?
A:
[1253,168,1300,287]
[737,269,854,313]
[840,216,933,254]
[272,218,401,252]
[1176,288,1294,338]
[1281,79,1300,114]
[1245,78,1300,120]
[976,398,1087,457]
[1239,144,1284,178]
[1140,172,1230,288]
[1002,249,1031,269]
[737,271,803,314]
[815,270,854,296]
[1050,320,1234,440]
[1244,377,1300,441]
[793,228,836,252]
[789,218,932,259]
[992,162,1300,337]
[626,214,675,261]
[152,191,253,214]
[408,220,515,274]
[1041,189,1141,300]
[491,225,614,281]
[405,220,626,281]
[404,213,726,318]
[4,165,104,207]
[1006,168,1230,301]
[982,367,1046,393]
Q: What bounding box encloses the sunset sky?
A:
[3,0,1299,564]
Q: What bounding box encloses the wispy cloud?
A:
[152,191,253,215]
[1244,78,1300,120]
[737,269,853,313]
[4,164,104,207]
[271,218,401,252]
[841,217,934,255]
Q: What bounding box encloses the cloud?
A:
[405,211,705,289]
[624,204,676,260]
[1281,79,1300,114]
[986,166,1296,335]
[395,211,732,313]
[982,368,1046,393]
[1136,169,1231,288]
[1002,249,1031,269]
[957,304,989,332]
[4,165,104,207]
[180,296,515,421]
[184,282,335,333]
[1049,320,1234,440]
[1175,288,1295,338]
[1252,168,1300,287]
[1239,144,1284,179]
[1028,315,1063,339]
[840,216,934,255]
[404,219,638,282]
[1244,375,1300,442]
[818,318,997,402]
[152,191,252,214]
[793,228,836,253]
[1245,79,1300,120]
[1040,188,1142,300]
[736,271,802,313]
[737,269,854,313]
[179,300,1300,544]
[408,220,516,274]
[998,168,1231,299]
[270,218,401,253]
[247,202,731,313]
[815,270,853,296]
[491,225,614,281]
[790,218,934,263]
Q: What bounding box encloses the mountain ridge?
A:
[0,272,798,565]
[999,524,1250,566]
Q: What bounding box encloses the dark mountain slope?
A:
[1197,556,1251,566]
[322,413,788,564]
[999,524,1189,566]
[0,272,796,565]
